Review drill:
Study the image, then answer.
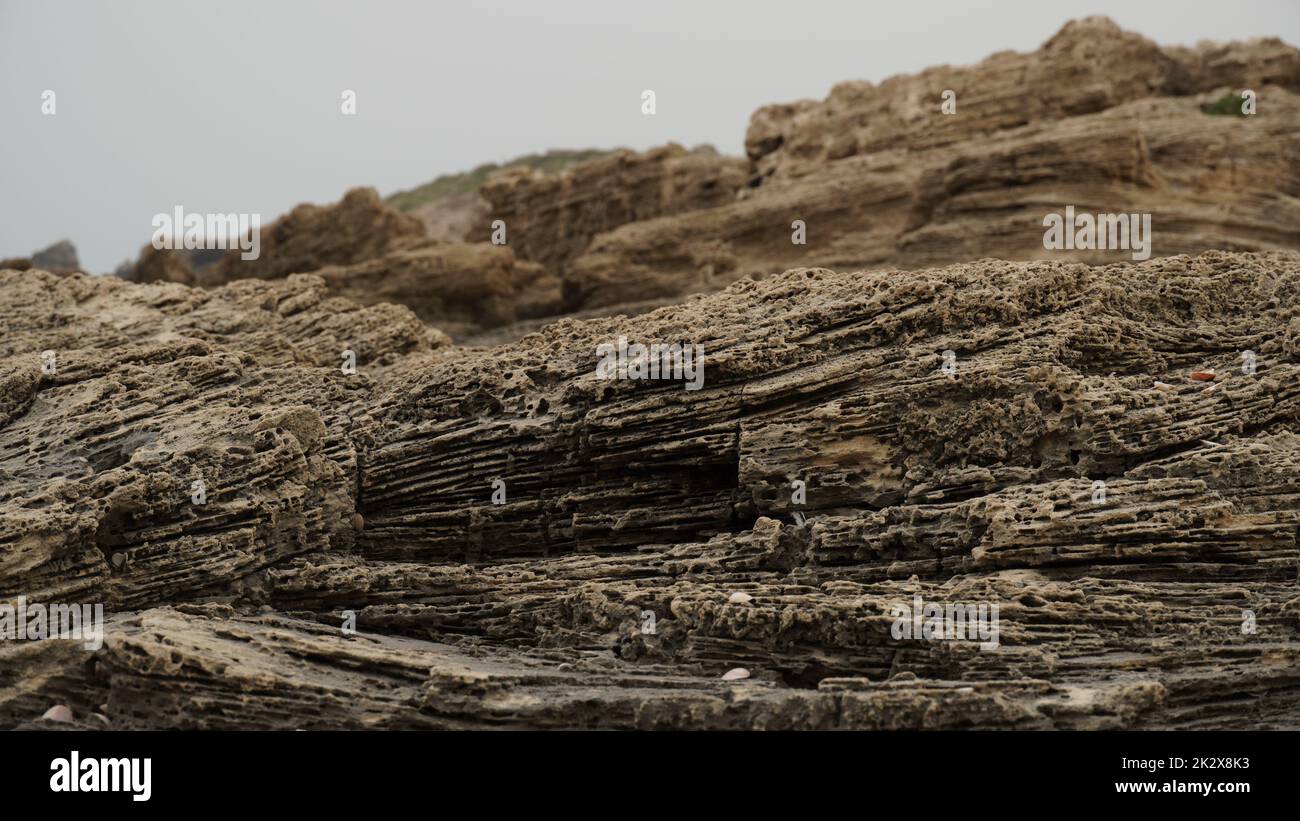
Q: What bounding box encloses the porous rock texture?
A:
[2,249,1298,730]
[98,19,1300,346]
[503,18,1300,318]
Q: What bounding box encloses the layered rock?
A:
[214,187,430,283]
[567,88,1300,309]
[475,144,748,279]
[104,20,1300,339]
[357,252,1300,565]
[5,15,1300,731]
[5,250,1295,729]
[311,245,551,334]
[0,268,445,619]
[465,18,1300,317]
[742,17,1296,183]
[389,148,616,241]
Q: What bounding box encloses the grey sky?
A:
[2,0,1296,273]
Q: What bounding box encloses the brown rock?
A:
[216,186,429,283]
[474,143,747,281]
[312,243,551,333]
[555,19,1300,314]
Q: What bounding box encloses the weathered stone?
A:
[475,144,748,281]
[2,250,1297,729]
[4,16,1299,732]
[556,19,1300,314]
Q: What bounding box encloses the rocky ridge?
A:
[3,17,1298,731]
[2,249,1297,729]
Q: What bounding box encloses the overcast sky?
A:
[2,0,1296,272]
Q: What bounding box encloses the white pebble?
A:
[728,592,753,604]
[42,704,73,723]
[722,667,750,681]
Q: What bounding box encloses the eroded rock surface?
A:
[100,20,1300,346]
[457,18,1300,325]
[2,250,1297,729]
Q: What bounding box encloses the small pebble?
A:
[1153,381,1176,392]
[1189,368,1216,381]
[728,592,753,604]
[351,513,364,531]
[42,705,73,723]
[722,667,750,681]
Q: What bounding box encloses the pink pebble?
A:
[42,704,73,723]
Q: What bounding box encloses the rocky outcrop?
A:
[5,16,1298,731]
[565,88,1300,310]
[31,240,80,273]
[1,240,82,276]
[311,244,552,335]
[214,187,429,283]
[115,188,551,337]
[0,268,445,615]
[100,20,1300,341]
[3,250,1297,729]
[389,148,617,242]
[743,17,1272,183]
[451,18,1300,319]
[475,144,748,278]
[114,187,431,288]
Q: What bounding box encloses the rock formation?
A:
[474,144,748,278]
[116,188,551,336]
[554,19,1300,314]
[103,19,1300,343]
[389,148,615,242]
[3,249,1297,729]
[3,17,1298,731]
[0,240,82,276]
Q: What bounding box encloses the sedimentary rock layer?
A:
[474,144,748,277]
[462,18,1300,322]
[2,250,1296,729]
[98,19,1300,344]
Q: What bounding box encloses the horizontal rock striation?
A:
[105,19,1300,342]
[474,144,748,279]
[459,18,1300,321]
[5,250,1295,729]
